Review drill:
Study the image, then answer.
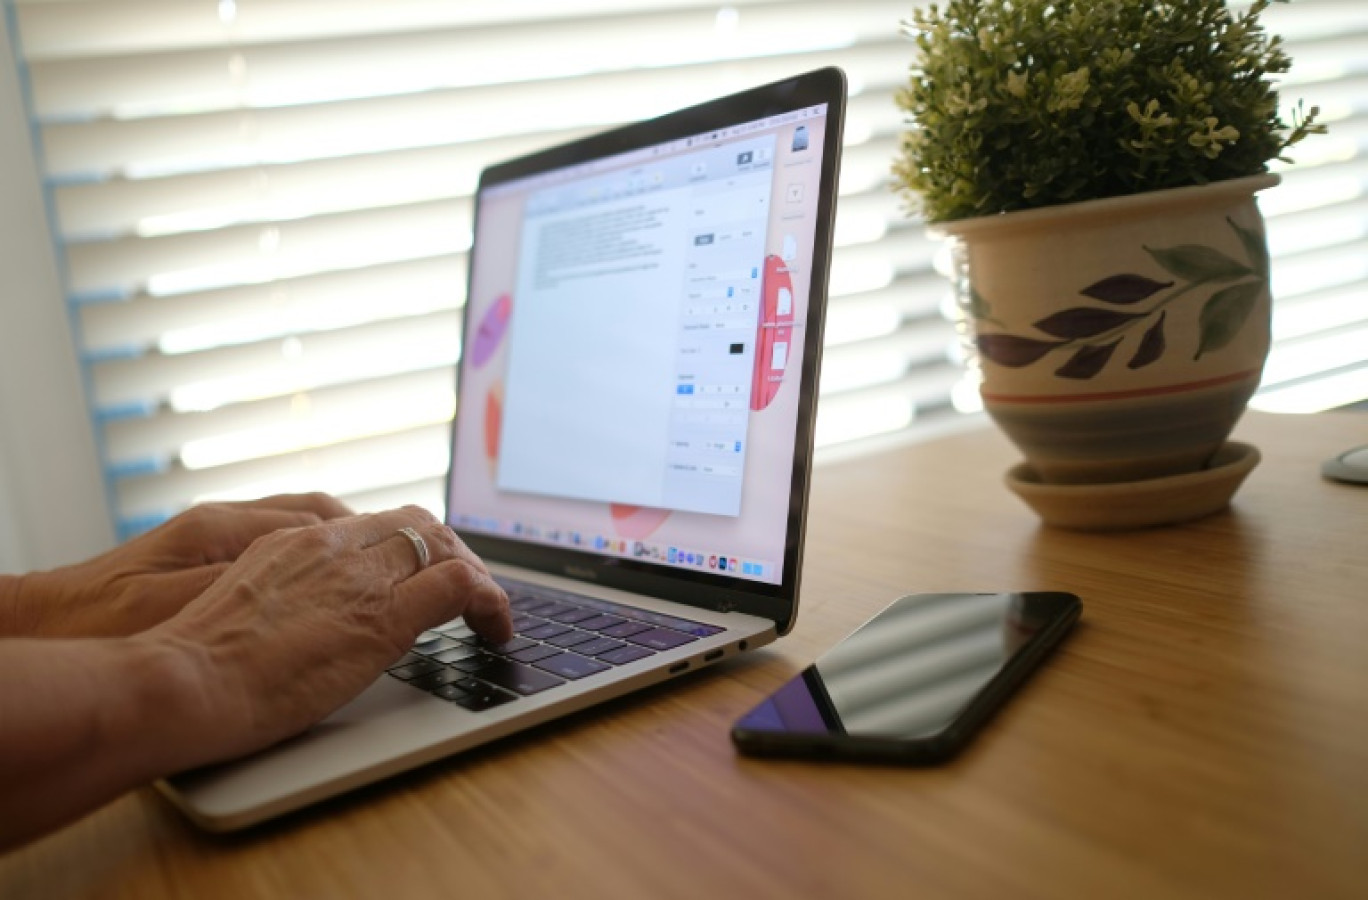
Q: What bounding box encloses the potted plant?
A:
[893,0,1323,529]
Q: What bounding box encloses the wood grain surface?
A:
[3,411,1365,900]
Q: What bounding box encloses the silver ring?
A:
[397,527,430,572]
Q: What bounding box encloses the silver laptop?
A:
[160,67,847,831]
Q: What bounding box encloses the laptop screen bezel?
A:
[447,67,846,636]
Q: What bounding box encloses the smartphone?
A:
[731,591,1081,763]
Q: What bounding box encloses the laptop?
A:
[159,67,847,831]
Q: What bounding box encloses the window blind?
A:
[5,0,1366,539]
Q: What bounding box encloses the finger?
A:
[392,558,513,645]
[222,492,354,520]
[409,523,491,576]
[192,508,330,563]
[368,520,480,582]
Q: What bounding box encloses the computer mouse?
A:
[1322,445,1368,485]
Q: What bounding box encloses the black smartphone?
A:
[731,591,1081,763]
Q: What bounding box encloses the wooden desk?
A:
[3,411,1365,899]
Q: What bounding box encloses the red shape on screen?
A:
[752,254,794,411]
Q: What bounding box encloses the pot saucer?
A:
[1005,442,1260,531]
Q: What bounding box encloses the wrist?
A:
[0,571,53,636]
[99,633,237,779]
[0,633,237,848]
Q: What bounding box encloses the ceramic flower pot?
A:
[937,174,1278,527]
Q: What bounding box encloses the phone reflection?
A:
[739,593,1043,740]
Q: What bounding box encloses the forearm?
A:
[0,635,217,850]
[0,573,39,636]
[0,568,82,637]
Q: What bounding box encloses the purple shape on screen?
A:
[470,293,512,368]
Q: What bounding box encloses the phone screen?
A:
[731,592,1080,762]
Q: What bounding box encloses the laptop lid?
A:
[446,68,846,636]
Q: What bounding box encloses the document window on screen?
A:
[496,135,778,517]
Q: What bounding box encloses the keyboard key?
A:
[432,683,472,703]
[626,628,699,651]
[521,601,575,618]
[437,622,474,638]
[450,677,518,710]
[600,621,653,639]
[478,636,538,656]
[407,667,463,691]
[575,636,626,657]
[432,646,482,665]
[450,653,497,673]
[456,688,518,712]
[599,645,655,666]
[389,659,444,680]
[387,652,425,671]
[472,659,566,696]
[521,622,574,641]
[547,607,601,625]
[411,635,462,656]
[535,652,611,680]
[573,614,625,631]
[510,643,563,664]
[546,629,598,649]
[411,631,448,652]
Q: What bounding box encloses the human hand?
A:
[142,505,511,766]
[4,493,354,638]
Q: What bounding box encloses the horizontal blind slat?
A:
[104,368,456,468]
[66,199,473,298]
[15,0,800,59]
[79,255,466,355]
[90,311,462,412]
[115,424,454,519]
[26,2,912,120]
[38,43,913,177]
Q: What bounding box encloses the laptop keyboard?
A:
[386,576,724,712]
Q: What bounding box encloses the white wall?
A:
[0,13,113,573]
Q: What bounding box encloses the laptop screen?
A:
[447,70,843,612]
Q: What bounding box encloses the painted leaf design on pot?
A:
[1226,217,1269,279]
[1054,338,1122,379]
[1079,274,1174,304]
[976,333,1062,367]
[1196,281,1262,359]
[967,286,993,320]
[1143,243,1252,283]
[1032,307,1144,339]
[970,219,1267,377]
[1127,311,1167,369]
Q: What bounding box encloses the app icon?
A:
[708,555,718,569]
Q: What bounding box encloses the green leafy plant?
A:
[893,0,1324,223]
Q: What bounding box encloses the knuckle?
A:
[266,521,336,556]
[401,504,439,526]
[422,524,460,558]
